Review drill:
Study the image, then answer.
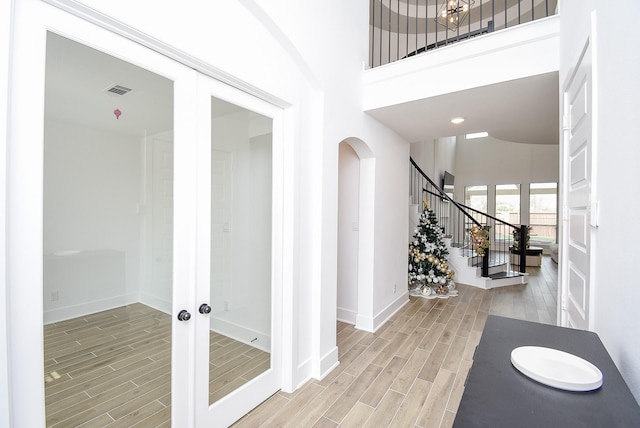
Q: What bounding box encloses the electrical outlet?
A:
[51,291,59,302]
[224,301,229,312]
[393,284,397,294]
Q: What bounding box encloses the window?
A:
[530,182,557,244]
[465,185,487,224]
[465,185,487,211]
[495,184,521,225]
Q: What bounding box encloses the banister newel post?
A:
[482,248,489,277]
[519,225,527,274]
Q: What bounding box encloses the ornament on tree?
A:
[408,207,457,298]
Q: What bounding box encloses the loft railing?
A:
[410,157,528,277]
[370,0,557,68]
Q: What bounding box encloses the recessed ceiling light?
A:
[451,117,465,124]
[466,131,488,139]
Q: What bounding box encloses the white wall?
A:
[454,135,559,222]
[254,1,412,336]
[560,0,640,402]
[435,137,457,181]
[410,139,436,179]
[455,136,559,188]
[410,136,456,188]
[370,131,410,323]
[43,120,143,320]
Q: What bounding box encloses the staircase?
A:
[410,158,528,289]
[444,238,527,289]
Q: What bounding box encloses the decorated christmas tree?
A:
[408,199,456,297]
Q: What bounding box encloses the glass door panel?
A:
[42,31,176,426]
[208,97,272,404]
[195,76,282,426]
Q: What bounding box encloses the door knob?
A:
[177,310,191,322]
[199,303,212,314]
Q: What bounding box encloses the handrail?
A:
[410,158,481,228]
[453,198,521,231]
[410,157,528,277]
[405,21,494,59]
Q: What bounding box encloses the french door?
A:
[8,1,282,426]
[194,74,283,427]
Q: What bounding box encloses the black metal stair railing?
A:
[410,157,528,277]
[370,0,556,68]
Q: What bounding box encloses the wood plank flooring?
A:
[44,303,172,428]
[233,256,558,428]
[44,256,557,427]
[44,304,268,427]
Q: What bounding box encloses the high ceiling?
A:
[366,72,559,145]
[46,30,558,148]
[45,32,173,138]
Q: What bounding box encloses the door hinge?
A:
[561,295,568,311]
[562,115,570,130]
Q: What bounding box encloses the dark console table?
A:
[453,316,640,427]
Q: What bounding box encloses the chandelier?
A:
[435,0,475,31]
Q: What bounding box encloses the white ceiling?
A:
[45,32,174,137]
[46,32,559,146]
[365,72,559,145]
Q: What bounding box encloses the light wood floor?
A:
[44,304,172,427]
[233,256,557,428]
[44,257,557,427]
[44,304,268,427]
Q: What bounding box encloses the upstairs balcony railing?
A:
[370,0,557,68]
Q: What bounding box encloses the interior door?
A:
[561,34,593,330]
[150,135,175,307]
[194,74,283,427]
[8,3,200,425]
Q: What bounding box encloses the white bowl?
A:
[511,346,603,392]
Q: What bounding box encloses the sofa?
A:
[549,244,559,264]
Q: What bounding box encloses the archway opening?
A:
[337,138,375,331]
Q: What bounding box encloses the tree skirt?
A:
[409,284,459,299]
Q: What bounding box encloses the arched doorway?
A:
[337,138,375,331]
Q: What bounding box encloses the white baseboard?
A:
[44,293,137,324]
[139,293,171,315]
[337,307,357,325]
[211,314,270,352]
[313,346,339,381]
[291,357,314,392]
[356,292,409,333]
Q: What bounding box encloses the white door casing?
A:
[560,28,595,330]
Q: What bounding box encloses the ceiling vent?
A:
[105,84,132,96]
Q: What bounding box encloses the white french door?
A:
[193,73,283,427]
[8,1,282,426]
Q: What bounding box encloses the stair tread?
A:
[488,271,526,279]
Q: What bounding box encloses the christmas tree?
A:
[408,200,456,297]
